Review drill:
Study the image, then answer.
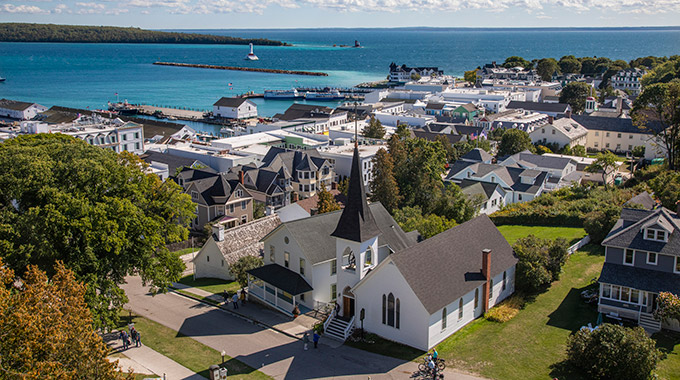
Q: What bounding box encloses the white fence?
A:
[568,235,591,254]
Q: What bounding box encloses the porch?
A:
[247,264,313,317]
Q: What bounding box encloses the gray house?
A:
[598,206,680,333]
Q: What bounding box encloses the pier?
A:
[153,62,329,76]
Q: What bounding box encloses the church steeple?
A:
[330,146,381,242]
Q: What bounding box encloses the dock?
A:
[153,62,329,76]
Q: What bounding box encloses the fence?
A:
[568,235,591,255]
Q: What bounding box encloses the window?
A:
[676,256,680,273]
[135,142,140,150]
[221,259,224,267]
[647,252,657,265]
[191,191,198,200]
[657,230,666,241]
[552,130,556,135]
[443,307,449,330]
[134,132,140,139]
[241,200,247,210]
[595,131,599,136]
[331,260,337,275]
[396,299,400,329]
[122,134,127,141]
[602,284,611,298]
[489,279,494,300]
[331,284,337,300]
[612,285,620,299]
[624,249,634,265]
[207,255,209,262]
[229,204,235,213]
[502,271,507,291]
[628,145,633,151]
[646,229,655,239]
[284,236,289,244]
[606,143,610,148]
[269,245,275,263]
[284,252,290,267]
[474,288,479,309]
[629,134,633,139]
[617,133,622,138]
[459,298,464,319]
[382,294,386,324]
[606,132,610,137]
[299,258,305,276]
[542,128,545,134]
[387,293,395,327]
[236,189,243,198]
[594,142,599,148]
[300,293,305,301]
[365,246,372,266]
[631,289,640,304]
[241,215,247,224]
[518,194,522,201]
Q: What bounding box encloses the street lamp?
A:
[221,350,226,364]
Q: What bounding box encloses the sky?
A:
[2,0,680,29]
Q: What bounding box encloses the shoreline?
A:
[153,61,329,76]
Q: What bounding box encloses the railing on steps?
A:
[323,308,336,334]
[343,316,355,340]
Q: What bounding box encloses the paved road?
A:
[122,276,485,380]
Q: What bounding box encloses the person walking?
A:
[130,327,137,347]
[239,287,246,306]
[119,330,127,350]
[232,292,239,309]
[121,330,130,350]
[302,332,309,351]
[313,332,320,349]
[135,330,142,347]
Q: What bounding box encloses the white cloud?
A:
[52,3,70,13]
[1,3,49,13]
[109,0,680,15]
[75,1,107,13]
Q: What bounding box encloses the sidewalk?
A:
[107,333,206,380]
[171,282,327,344]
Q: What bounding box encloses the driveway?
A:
[122,276,485,380]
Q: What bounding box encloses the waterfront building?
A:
[611,68,646,95]
[388,62,444,82]
[0,98,47,120]
[476,62,538,82]
[213,97,258,119]
[571,115,666,159]
[475,109,549,133]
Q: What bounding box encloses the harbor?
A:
[153,62,329,76]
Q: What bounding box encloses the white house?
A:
[248,144,518,350]
[529,117,588,149]
[459,180,507,215]
[0,99,47,120]
[213,98,258,119]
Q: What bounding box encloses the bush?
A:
[514,235,569,293]
[484,295,524,322]
[566,324,661,380]
[230,255,264,287]
[583,206,620,244]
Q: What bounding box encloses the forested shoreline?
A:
[0,23,287,46]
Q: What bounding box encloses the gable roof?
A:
[448,162,548,194]
[602,207,680,256]
[545,118,588,140]
[280,202,415,265]
[276,103,335,121]
[507,101,570,113]
[506,151,575,170]
[390,215,517,314]
[0,98,37,111]
[204,215,281,266]
[213,97,250,107]
[461,148,493,163]
[459,179,503,200]
[247,264,312,295]
[570,115,659,135]
[624,191,657,210]
[412,130,464,145]
[141,151,205,177]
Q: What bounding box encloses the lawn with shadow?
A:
[655,331,680,380]
[177,275,241,296]
[497,225,587,245]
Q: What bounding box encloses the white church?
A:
[247,145,518,350]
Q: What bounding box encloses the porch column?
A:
[275,287,278,308]
[247,274,251,301]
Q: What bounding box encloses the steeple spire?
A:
[330,145,381,242]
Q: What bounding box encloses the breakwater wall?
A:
[153,62,328,76]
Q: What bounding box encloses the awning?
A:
[248,264,313,295]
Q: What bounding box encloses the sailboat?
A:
[0,76,5,82]
[245,43,259,61]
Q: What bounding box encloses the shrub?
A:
[514,235,569,293]
[230,255,264,287]
[583,206,621,244]
[485,295,524,322]
[566,324,661,380]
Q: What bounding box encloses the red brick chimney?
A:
[548,116,554,125]
[292,192,299,203]
[482,249,492,313]
[239,170,244,185]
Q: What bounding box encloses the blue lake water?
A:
[1,27,679,121]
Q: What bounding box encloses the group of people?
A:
[225,287,247,310]
[118,326,142,350]
[425,348,442,378]
[302,331,320,350]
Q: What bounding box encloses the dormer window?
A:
[644,228,668,242]
[191,191,198,201]
[235,189,243,198]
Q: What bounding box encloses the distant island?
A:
[0,23,287,46]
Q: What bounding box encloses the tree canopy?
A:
[369,148,401,213]
[497,128,534,157]
[362,116,386,139]
[586,151,620,188]
[559,82,594,114]
[0,258,128,378]
[536,58,560,81]
[502,56,531,69]
[316,184,341,214]
[559,56,582,74]
[0,134,196,328]
[230,256,264,288]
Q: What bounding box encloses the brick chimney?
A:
[292,192,299,203]
[482,249,492,313]
[548,116,554,125]
[239,170,244,185]
[616,96,623,116]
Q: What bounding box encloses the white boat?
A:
[245,43,259,61]
[305,90,344,101]
[264,89,300,99]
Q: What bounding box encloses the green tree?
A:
[395,123,411,140]
[586,151,620,189]
[559,56,582,74]
[464,70,477,83]
[432,184,476,224]
[536,58,560,81]
[395,138,447,212]
[513,235,569,293]
[362,116,386,139]
[640,56,680,86]
[647,170,680,209]
[0,259,128,379]
[583,206,621,244]
[410,73,421,81]
[502,56,531,69]
[566,324,661,380]
[0,134,195,329]
[337,177,350,198]
[230,255,264,288]
[253,202,266,219]
[498,128,535,156]
[632,145,646,158]
[369,148,401,213]
[632,81,680,170]
[559,81,594,114]
[571,145,587,157]
[316,184,341,214]
[393,206,456,240]
[580,57,597,75]
[654,291,680,323]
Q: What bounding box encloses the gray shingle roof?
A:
[459,180,502,201]
[507,101,570,113]
[390,215,517,314]
[461,148,493,163]
[0,98,36,111]
[213,97,249,107]
[599,263,680,295]
[208,215,281,266]
[624,191,657,210]
[142,151,204,177]
[603,207,680,256]
[571,115,660,135]
[509,152,575,170]
[282,202,415,265]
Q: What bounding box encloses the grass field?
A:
[176,275,241,296]
[655,331,680,380]
[119,313,270,379]
[172,247,199,257]
[436,246,604,380]
[497,225,587,245]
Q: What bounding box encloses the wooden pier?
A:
[153,62,328,76]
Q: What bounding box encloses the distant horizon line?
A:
[164,26,680,31]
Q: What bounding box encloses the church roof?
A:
[330,146,381,242]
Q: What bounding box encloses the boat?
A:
[107,101,138,115]
[245,43,259,61]
[305,89,345,101]
[353,40,362,48]
[0,77,5,82]
[264,89,300,99]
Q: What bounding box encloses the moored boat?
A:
[245,43,259,61]
[264,89,300,99]
[305,89,345,100]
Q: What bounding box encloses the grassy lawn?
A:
[172,247,199,257]
[655,331,680,380]
[345,332,424,362]
[173,288,221,306]
[436,245,604,380]
[119,313,270,380]
[176,274,241,296]
[497,225,587,245]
